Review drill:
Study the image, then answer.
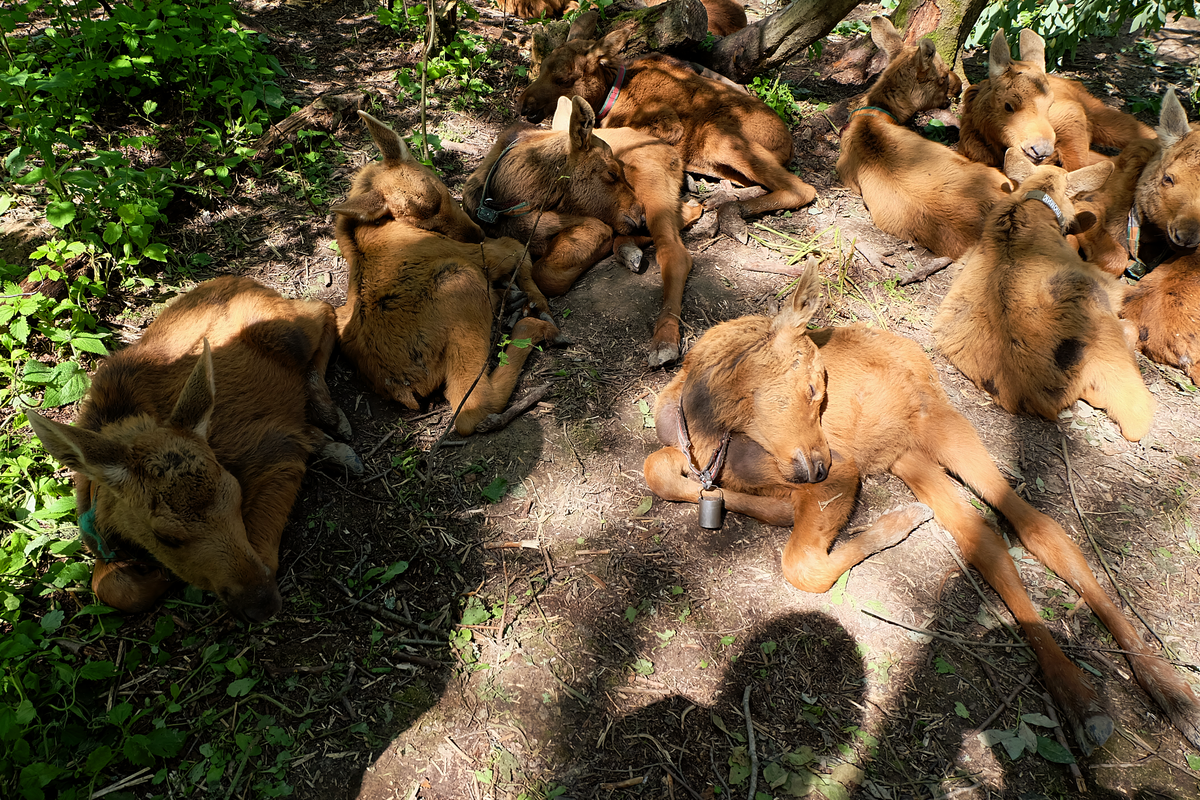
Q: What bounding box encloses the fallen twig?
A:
[483,539,540,550]
[972,672,1036,734]
[743,685,758,800]
[1042,692,1086,792]
[897,256,954,285]
[474,382,554,433]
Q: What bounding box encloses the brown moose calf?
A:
[1073,88,1200,275]
[518,13,816,233]
[1122,254,1200,384]
[644,263,1200,752]
[837,16,1012,261]
[463,96,644,300]
[334,112,562,436]
[933,150,1155,441]
[497,0,746,36]
[27,276,359,621]
[959,29,1153,172]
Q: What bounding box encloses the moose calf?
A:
[498,0,746,36]
[644,263,1200,752]
[518,12,816,234]
[334,112,562,436]
[934,150,1155,441]
[838,16,1013,261]
[959,28,1153,172]
[27,276,359,620]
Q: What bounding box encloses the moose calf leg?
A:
[648,228,694,368]
[1077,343,1155,441]
[532,219,615,296]
[642,447,794,526]
[480,237,551,316]
[892,449,1113,752]
[781,456,930,593]
[92,558,173,614]
[713,141,817,218]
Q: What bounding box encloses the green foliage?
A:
[968,0,1198,67]
[395,28,499,111]
[748,74,802,123]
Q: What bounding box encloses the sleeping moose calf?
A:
[27,276,360,620]
[643,263,1200,753]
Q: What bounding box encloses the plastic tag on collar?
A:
[477,204,499,224]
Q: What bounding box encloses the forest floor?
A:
[9,1,1200,798]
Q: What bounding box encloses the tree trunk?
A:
[891,0,988,77]
[703,0,860,83]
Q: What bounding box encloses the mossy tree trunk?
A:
[890,0,988,79]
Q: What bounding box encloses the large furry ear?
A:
[550,95,574,132]
[914,39,938,79]
[1157,87,1191,147]
[1003,147,1036,184]
[1068,209,1098,235]
[771,259,823,333]
[593,26,631,65]
[329,191,387,221]
[870,15,904,60]
[566,95,596,153]
[567,10,599,42]
[168,339,216,439]
[358,111,413,166]
[26,410,132,488]
[1065,160,1114,198]
[988,29,1013,80]
[1018,28,1046,70]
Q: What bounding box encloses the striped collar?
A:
[1025,190,1066,233]
[597,64,626,120]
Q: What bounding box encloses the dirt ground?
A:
[13,1,1200,798]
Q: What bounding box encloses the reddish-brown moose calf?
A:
[517,12,816,230]
[644,263,1200,752]
[334,112,562,436]
[463,96,644,298]
[933,150,1156,441]
[959,28,1153,172]
[1121,253,1200,383]
[1073,88,1200,275]
[837,16,1012,261]
[27,276,359,621]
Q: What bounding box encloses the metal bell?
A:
[698,488,725,529]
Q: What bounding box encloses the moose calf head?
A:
[27,342,282,622]
[1004,148,1114,235]
[869,16,963,116]
[982,29,1057,165]
[1138,87,1200,250]
[518,11,625,123]
[333,111,485,244]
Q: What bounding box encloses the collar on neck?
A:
[80,483,119,563]
[675,397,731,495]
[476,142,531,224]
[850,105,899,124]
[1025,189,1066,234]
[597,64,626,121]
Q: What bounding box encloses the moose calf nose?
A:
[1171,221,1200,250]
[812,458,828,483]
[231,583,283,624]
[1024,142,1054,164]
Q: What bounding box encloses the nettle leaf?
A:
[460,597,491,626]
[71,334,109,356]
[46,200,77,229]
[40,609,64,633]
[142,243,169,262]
[481,476,508,503]
[1020,713,1056,728]
[226,677,258,697]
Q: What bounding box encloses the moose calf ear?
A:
[1157,87,1191,147]
[1003,147,1036,184]
[567,96,596,152]
[1069,210,1098,235]
[168,339,217,439]
[988,29,1013,80]
[551,96,574,132]
[869,16,903,60]
[26,409,132,488]
[330,191,388,222]
[566,10,599,42]
[1018,28,1047,71]
[771,259,823,333]
[358,111,414,166]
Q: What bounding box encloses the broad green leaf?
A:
[72,335,109,356]
[1036,735,1075,764]
[632,496,653,516]
[763,760,789,789]
[46,200,77,229]
[954,701,970,719]
[1020,713,1056,728]
[40,609,64,632]
[226,677,258,697]
[103,221,122,244]
[80,660,117,680]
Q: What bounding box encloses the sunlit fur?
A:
[26,277,346,620]
[517,12,816,219]
[645,263,1200,753]
[496,0,746,36]
[334,112,560,436]
[838,16,1011,260]
[934,151,1155,441]
[959,28,1153,171]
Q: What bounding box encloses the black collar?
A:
[676,397,731,495]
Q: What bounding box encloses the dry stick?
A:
[1040,691,1087,791]
[864,609,1033,650]
[331,579,449,637]
[1059,436,1179,661]
[743,685,758,800]
[972,671,1037,735]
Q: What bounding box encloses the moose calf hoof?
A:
[647,341,680,369]
[616,242,644,273]
[319,439,364,475]
[717,203,750,244]
[93,558,173,614]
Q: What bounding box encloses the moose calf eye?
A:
[1163,174,1175,187]
[1004,102,1015,113]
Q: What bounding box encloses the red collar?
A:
[597,64,626,120]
